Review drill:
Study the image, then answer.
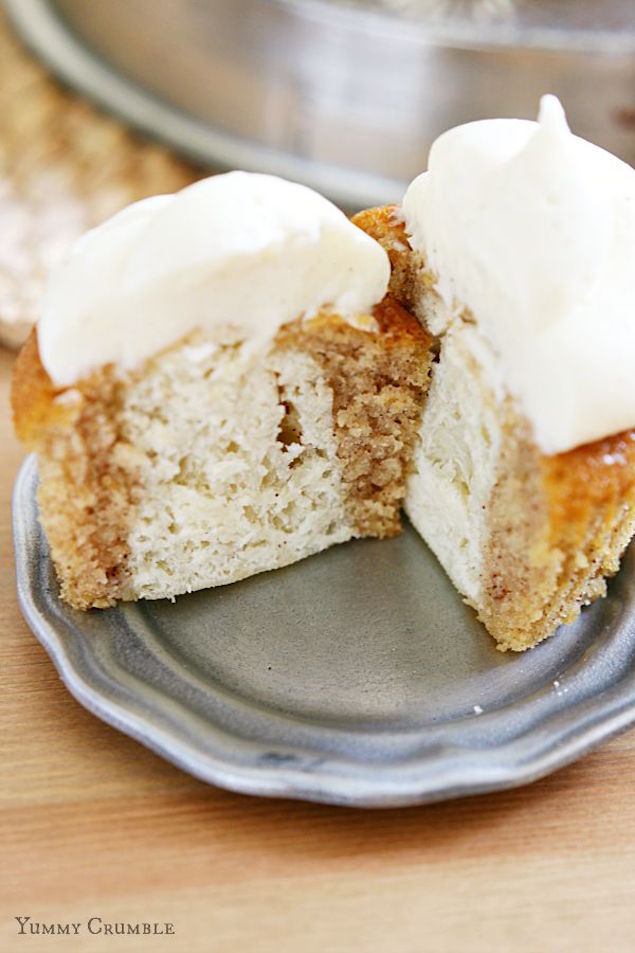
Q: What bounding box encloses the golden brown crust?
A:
[12,330,138,608]
[352,206,406,264]
[11,329,67,445]
[480,415,635,649]
[545,431,635,532]
[352,207,415,306]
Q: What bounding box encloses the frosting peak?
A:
[403,95,635,454]
[537,92,569,137]
[39,172,390,388]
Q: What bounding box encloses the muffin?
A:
[13,172,431,609]
[354,96,635,651]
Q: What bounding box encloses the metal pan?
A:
[6,0,635,208]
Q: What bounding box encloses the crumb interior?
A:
[13,298,431,609]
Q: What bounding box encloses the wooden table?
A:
[2,343,635,953]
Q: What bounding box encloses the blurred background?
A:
[1,0,634,346]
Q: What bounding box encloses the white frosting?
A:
[403,95,635,454]
[38,172,390,387]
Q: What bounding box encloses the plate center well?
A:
[131,522,596,727]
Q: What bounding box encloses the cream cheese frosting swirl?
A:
[403,95,635,455]
[38,171,390,388]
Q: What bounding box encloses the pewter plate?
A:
[13,455,635,807]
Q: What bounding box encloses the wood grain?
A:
[2,14,635,953]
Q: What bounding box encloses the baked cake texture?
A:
[353,205,635,651]
[13,298,431,609]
